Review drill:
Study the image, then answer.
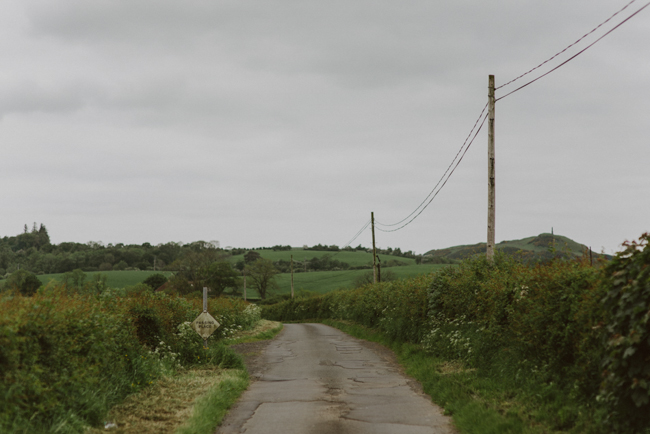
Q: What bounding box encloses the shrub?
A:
[425,253,604,391]
[142,273,168,290]
[0,288,152,431]
[0,285,259,433]
[598,233,650,432]
[263,274,433,343]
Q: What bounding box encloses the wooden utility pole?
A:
[487,75,496,261]
[290,254,294,299]
[202,287,209,348]
[243,269,247,301]
[371,212,377,283]
[377,256,381,283]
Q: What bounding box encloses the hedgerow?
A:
[598,233,650,432]
[262,235,650,433]
[0,286,253,433]
[262,274,431,342]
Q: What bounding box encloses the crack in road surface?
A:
[219,323,455,434]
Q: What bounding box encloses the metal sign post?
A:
[191,287,220,349]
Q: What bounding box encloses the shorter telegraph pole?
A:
[290,254,294,299]
[377,256,381,283]
[191,287,220,349]
[371,212,377,283]
[243,269,247,301]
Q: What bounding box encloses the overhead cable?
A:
[343,219,371,248]
[375,102,489,229]
[497,1,650,101]
[377,111,489,233]
[497,0,638,91]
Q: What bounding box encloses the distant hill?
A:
[424,233,608,263]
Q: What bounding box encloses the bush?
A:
[0,285,260,433]
[425,253,604,393]
[598,233,650,432]
[0,288,151,432]
[263,274,432,343]
[142,273,168,290]
[2,269,42,296]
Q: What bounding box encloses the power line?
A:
[497,1,650,101]
[375,102,489,229]
[497,0,638,91]
[377,110,489,233]
[343,219,371,248]
[345,1,649,242]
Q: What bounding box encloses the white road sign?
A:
[192,312,220,339]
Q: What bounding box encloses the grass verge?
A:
[222,320,284,345]
[86,366,245,434]
[174,370,249,434]
[321,319,597,434]
[87,320,282,434]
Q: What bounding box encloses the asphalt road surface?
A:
[218,323,454,434]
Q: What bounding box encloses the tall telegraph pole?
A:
[487,75,496,261]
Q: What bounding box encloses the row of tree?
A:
[0,224,421,280]
[0,225,236,276]
[1,247,281,300]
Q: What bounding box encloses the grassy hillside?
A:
[425,233,603,262]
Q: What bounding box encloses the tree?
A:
[142,273,168,290]
[86,273,109,294]
[3,269,41,296]
[204,262,241,296]
[244,251,261,264]
[247,258,278,300]
[61,269,87,292]
[167,249,237,296]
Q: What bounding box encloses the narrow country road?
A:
[218,323,455,434]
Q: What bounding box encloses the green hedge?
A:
[262,274,431,343]
[0,287,255,433]
[262,234,650,433]
[599,233,650,432]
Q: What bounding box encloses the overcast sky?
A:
[1,0,648,255]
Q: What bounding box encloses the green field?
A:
[19,250,445,297]
[36,270,174,289]
[272,263,449,295]
[29,263,447,296]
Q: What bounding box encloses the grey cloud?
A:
[1,0,647,253]
[0,80,100,115]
